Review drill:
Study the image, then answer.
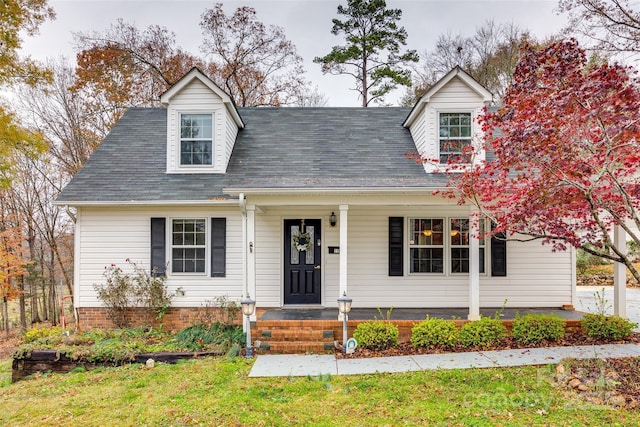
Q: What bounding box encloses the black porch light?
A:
[330,212,337,227]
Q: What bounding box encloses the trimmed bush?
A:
[511,313,565,345]
[411,317,459,349]
[459,316,506,349]
[353,320,399,350]
[581,314,637,340]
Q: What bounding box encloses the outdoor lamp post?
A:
[337,292,352,354]
[241,294,256,358]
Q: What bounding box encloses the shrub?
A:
[511,313,565,345]
[581,313,637,340]
[24,325,64,343]
[94,264,133,328]
[411,317,459,349]
[191,296,241,328]
[576,247,610,275]
[94,260,180,328]
[173,323,245,352]
[459,316,506,349]
[353,320,399,350]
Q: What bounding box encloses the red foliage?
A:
[455,39,640,277]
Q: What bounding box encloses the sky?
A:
[20,0,569,107]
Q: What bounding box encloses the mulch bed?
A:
[334,332,640,359]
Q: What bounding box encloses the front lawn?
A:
[1,354,639,426]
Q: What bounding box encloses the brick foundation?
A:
[77,307,242,331]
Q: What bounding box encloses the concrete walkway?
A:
[249,343,640,377]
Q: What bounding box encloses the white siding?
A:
[76,202,573,310]
[251,203,573,309]
[76,206,244,308]
[407,77,487,173]
[165,79,237,174]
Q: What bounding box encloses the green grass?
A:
[1,355,638,426]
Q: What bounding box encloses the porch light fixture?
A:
[241,294,256,358]
[337,292,352,354]
[330,212,337,227]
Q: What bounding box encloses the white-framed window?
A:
[406,217,487,275]
[439,112,472,163]
[450,218,486,274]
[180,113,213,166]
[171,218,206,273]
[409,218,444,273]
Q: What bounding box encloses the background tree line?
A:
[1,0,638,333]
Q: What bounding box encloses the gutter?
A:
[223,186,450,196]
[52,199,240,207]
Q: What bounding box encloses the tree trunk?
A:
[41,277,48,322]
[49,250,57,325]
[19,276,26,328]
[3,296,9,338]
[31,275,41,324]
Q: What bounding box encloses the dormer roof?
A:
[160,67,244,129]
[403,66,493,128]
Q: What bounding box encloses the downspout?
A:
[65,205,77,223]
[239,193,247,298]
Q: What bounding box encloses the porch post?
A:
[468,209,481,320]
[613,224,627,318]
[247,205,257,321]
[338,204,349,320]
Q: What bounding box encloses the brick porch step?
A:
[253,320,337,354]
[256,341,336,354]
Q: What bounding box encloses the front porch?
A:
[252,307,584,354]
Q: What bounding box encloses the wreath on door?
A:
[293,231,312,252]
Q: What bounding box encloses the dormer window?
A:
[439,112,471,163]
[180,114,213,166]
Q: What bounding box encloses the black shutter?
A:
[491,232,507,277]
[211,218,226,277]
[389,217,404,276]
[150,218,166,276]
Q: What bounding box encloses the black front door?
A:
[284,219,321,305]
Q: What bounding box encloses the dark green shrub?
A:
[353,320,399,350]
[581,314,637,340]
[411,317,459,349]
[511,313,565,345]
[459,316,506,349]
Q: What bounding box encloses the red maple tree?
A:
[455,39,640,284]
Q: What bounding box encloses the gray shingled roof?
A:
[56,107,450,203]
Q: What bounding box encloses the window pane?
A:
[180,114,213,166]
[451,218,470,246]
[410,248,444,273]
[451,248,470,273]
[305,226,315,265]
[290,225,300,264]
[439,113,472,163]
[172,219,206,273]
